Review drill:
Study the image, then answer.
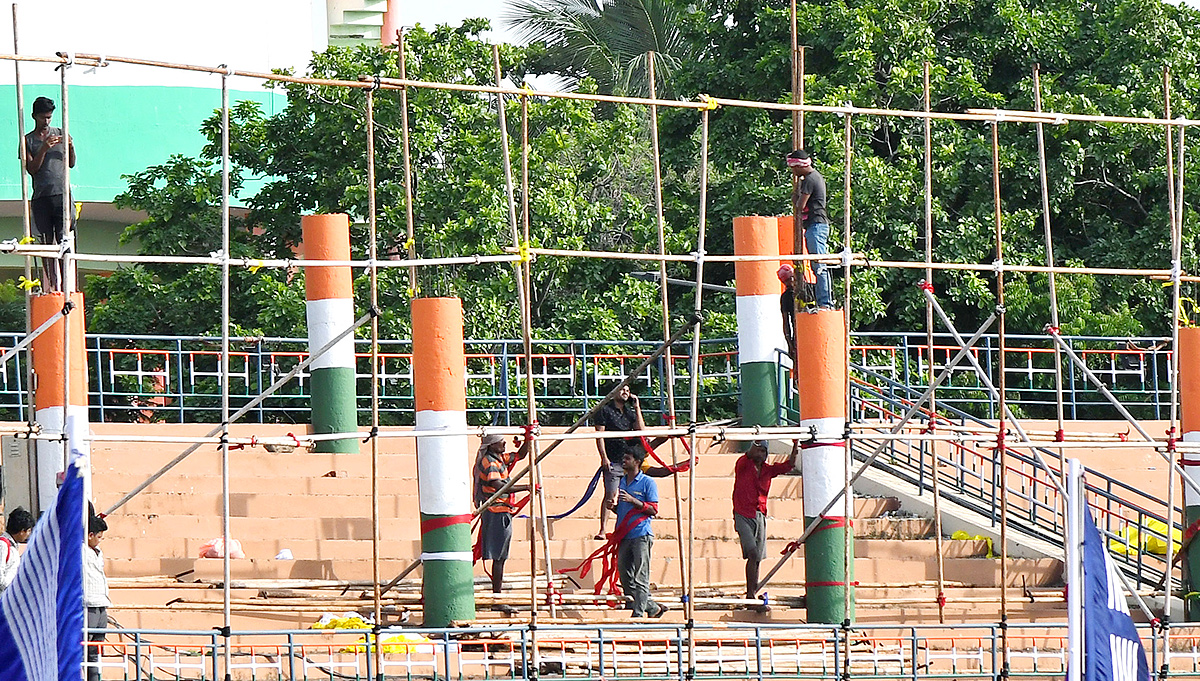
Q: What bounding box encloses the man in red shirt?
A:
[733,439,798,610]
[475,433,531,613]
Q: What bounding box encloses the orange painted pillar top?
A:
[1182,328,1200,434]
[733,216,782,297]
[31,292,87,409]
[302,214,353,301]
[795,309,847,421]
[381,0,401,46]
[412,297,466,412]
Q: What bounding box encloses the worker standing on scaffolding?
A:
[787,150,831,309]
[733,440,797,612]
[23,96,76,293]
[474,433,531,615]
[612,447,667,618]
[593,384,645,540]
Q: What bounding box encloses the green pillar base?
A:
[804,515,855,624]
[420,517,476,627]
[741,361,781,428]
[310,367,359,453]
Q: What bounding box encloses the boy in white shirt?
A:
[84,515,110,681]
[0,507,34,592]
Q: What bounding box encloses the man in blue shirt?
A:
[612,448,666,618]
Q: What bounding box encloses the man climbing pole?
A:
[787,149,832,309]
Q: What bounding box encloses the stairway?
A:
[82,422,1068,632]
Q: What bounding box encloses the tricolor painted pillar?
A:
[1180,327,1200,620]
[412,297,475,626]
[303,214,359,454]
[30,292,89,513]
[734,216,787,427]
[796,310,855,624]
[380,0,401,46]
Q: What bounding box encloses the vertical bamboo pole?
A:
[923,62,946,624]
[647,52,689,592]
[11,5,34,427]
[790,0,799,148]
[398,29,417,294]
[991,119,1010,676]
[685,107,711,677]
[841,107,854,629]
[219,68,233,681]
[366,88,385,678]
[1163,67,1180,662]
[58,56,72,294]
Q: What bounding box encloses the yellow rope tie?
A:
[17,276,39,292]
[402,236,415,252]
[698,94,720,111]
[247,260,265,274]
[518,241,531,264]
[405,285,421,299]
[18,236,35,245]
[519,83,536,97]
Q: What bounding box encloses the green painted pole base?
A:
[741,361,780,428]
[310,367,359,453]
[804,515,855,624]
[420,516,476,627]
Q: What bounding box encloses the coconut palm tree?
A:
[503,0,690,97]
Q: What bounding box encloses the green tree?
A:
[505,0,693,96]
[654,0,1200,337]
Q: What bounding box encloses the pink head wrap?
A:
[777,264,795,281]
[786,156,812,169]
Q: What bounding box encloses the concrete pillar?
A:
[1180,327,1200,620]
[412,297,475,626]
[30,292,89,514]
[381,0,401,46]
[303,214,359,454]
[796,309,855,624]
[734,216,787,427]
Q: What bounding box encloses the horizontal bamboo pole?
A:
[0,52,1195,128]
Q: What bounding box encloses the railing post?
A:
[286,632,296,681]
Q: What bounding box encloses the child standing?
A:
[84,515,110,681]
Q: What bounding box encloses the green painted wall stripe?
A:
[740,361,780,428]
[309,367,358,453]
[0,84,286,202]
[804,515,855,624]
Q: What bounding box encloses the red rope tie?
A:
[936,592,946,608]
[917,281,934,294]
[1054,429,1065,443]
[782,540,802,555]
[1046,325,1060,335]
[1168,427,1178,453]
[1118,430,1129,442]
[287,432,301,448]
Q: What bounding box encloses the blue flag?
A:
[1084,511,1150,681]
[0,461,85,681]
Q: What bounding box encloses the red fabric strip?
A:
[421,513,472,534]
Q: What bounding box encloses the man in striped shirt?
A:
[475,433,531,612]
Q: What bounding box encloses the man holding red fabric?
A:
[733,439,798,610]
[475,433,531,612]
[612,448,666,618]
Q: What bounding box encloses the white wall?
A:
[0,0,327,88]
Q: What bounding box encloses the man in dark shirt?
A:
[787,149,831,309]
[23,96,76,292]
[778,264,796,361]
[593,384,644,539]
[732,439,798,610]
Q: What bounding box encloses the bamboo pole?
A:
[990,120,1010,676]
[647,51,689,596]
[218,67,233,681]
[366,87,385,656]
[11,4,34,430]
[684,106,712,679]
[841,107,854,628]
[1163,66,1181,663]
[923,61,947,625]
[398,29,417,295]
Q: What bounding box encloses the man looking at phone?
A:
[23,96,76,292]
